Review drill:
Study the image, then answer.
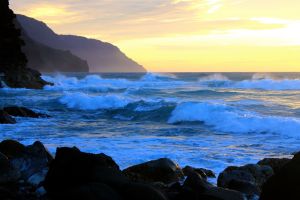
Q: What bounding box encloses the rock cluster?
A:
[0,139,296,200]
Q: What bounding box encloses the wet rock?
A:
[0,140,52,182]
[0,140,26,158]
[44,147,123,196]
[260,152,300,200]
[0,110,16,124]
[257,158,291,174]
[0,152,20,183]
[27,169,48,186]
[3,106,49,118]
[121,182,168,200]
[181,172,244,200]
[217,164,273,195]
[60,183,122,200]
[44,147,168,200]
[227,179,260,197]
[183,166,216,180]
[0,186,18,200]
[123,158,184,184]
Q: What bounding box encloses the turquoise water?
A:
[1,72,300,175]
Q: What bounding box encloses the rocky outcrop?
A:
[0,139,296,200]
[0,106,49,124]
[260,152,300,200]
[181,171,244,200]
[0,110,16,124]
[17,15,146,73]
[218,164,273,197]
[183,166,216,180]
[3,106,49,118]
[0,140,52,199]
[257,157,291,174]
[0,0,51,89]
[44,147,167,200]
[123,158,184,184]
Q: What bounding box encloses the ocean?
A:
[1,72,300,176]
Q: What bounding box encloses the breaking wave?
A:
[168,102,300,135]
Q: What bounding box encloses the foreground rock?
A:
[3,106,49,118]
[0,140,52,182]
[123,158,184,184]
[180,171,244,200]
[260,152,300,200]
[257,157,291,174]
[183,166,216,180]
[0,110,16,124]
[44,147,167,200]
[0,140,52,199]
[0,139,296,200]
[218,164,273,197]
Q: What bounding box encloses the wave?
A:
[198,73,229,81]
[140,73,177,81]
[43,74,130,91]
[231,79,300,90]
[43,73,184,92]
[197,74,300,90]
[168,102,300,135]
[59,92,133,110]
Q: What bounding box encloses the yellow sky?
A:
[11,0,300,72]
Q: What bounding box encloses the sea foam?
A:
[59,92,133,110]
[168,102,300,135]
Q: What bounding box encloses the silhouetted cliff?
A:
[0,0,50,89]
[18,23,89,72]
[17,15,146,73]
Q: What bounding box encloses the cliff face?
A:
[21,29,89,73]
[13,20,89,73]
[17,15,146,73]
[0,0,50,89]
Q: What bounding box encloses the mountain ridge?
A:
[17,15,146,73]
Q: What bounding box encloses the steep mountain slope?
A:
[17,15,146,73]
[18,24,89,73]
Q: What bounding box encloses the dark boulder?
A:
[257,158,291,174]
[0,110,16,124]
[0,140,26,158]
[121,182,168,200]
[0,152,20,183]
[0,140,52,184]
[44,147,123,195]
[181,172,244,200]
[123,158,184,184]
[183,166,216,180]
[260,152,300,200]
[226,179,260,198]
[44,147,168,200]
[58,182,122,200]
[3,106,49,118]
[218,164,273,195]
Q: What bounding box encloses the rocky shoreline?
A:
[0,137,298,200]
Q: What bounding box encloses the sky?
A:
[11,0,300,72]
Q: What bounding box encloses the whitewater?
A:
[1,72,300,175]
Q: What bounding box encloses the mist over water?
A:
[1,72,300,175]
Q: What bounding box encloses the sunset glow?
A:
[11,0,300,72]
